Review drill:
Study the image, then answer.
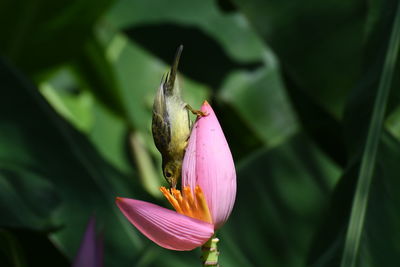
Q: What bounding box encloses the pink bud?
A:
[182,101,236,229]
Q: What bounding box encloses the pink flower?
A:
[116,101,236,251]
[73,217,103,267]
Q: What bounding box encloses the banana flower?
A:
[116,101,236,250]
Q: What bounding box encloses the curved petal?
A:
[182,101,236,229]
[116,197,214,251]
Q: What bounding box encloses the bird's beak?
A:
[165,45,183,92]
[171,180,177,189]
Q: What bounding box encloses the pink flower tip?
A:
[183,102,236,229]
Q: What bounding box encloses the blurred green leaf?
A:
[0,0,114,74]
[341,2,400,265]
[0,168,59,230]
[0,228,69,267]
[88,102,131,174]
[309,133,400,267]
[308,1,400,266]
[219,134,340,267]
[232,0,366,117]
[219,66,298,149]
[107,0,266,63]
[282,69,348,167]
[72,34,126,118]
[40,79,94,133]
[360,133,400,266]
[0,58,145,266]
[343,0,400,153]
[386,104,400,140]
[129,131,161,197]
[0,229,26,267]
[228,0,365,165]
[38,66,132,175]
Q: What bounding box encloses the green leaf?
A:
[309,132,400,267]
[38,66,132,175]
[219,66,298,149]
[107,0,266,63]
[341,2,400,266]
[0,58,147,266]
[308,1,400,266]
[283,72,348,167]
[219,134,340,267]
[232,0,366,117]
[386,104,400,140]
[361,133,400,266]
[72,34,126,118]
[40,78,94,133]
[0,0,114,74]
[0,168,60,230]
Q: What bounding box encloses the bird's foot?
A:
[186,104,208,117]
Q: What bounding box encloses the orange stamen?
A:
[160,186,212,224]
[160,187,183,214]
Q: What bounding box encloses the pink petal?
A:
[182,101,236,229]
[116,197,214,251]
[182,121,197,187]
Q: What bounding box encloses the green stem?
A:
[201,234,219,266]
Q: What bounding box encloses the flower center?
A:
[160,186,212,224]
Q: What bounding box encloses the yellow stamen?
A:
[195,186,212,222]
[160,187,183,214]
[160,186,212,224]
[183,187,195,207]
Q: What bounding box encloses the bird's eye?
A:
[165,171,172,178]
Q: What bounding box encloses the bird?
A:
[151,45,204,188]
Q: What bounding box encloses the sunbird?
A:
[152,45,204,188]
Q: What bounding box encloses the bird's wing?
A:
[152,81,171,153]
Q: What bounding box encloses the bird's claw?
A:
[186,104,208,117]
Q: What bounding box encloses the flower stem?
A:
[201,234,219,266]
